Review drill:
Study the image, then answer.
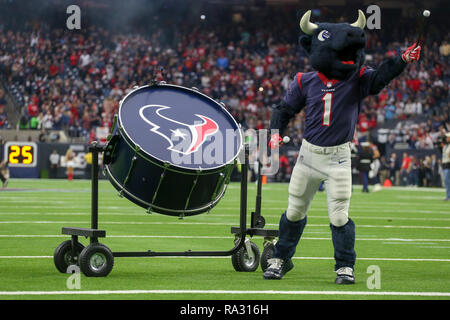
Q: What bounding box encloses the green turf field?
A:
[0,178,449,300]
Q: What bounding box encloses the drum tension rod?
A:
[119,146,140,196]
[147,163,170,214]
[181,170,201,219]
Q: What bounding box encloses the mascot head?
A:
[299,10,366,80]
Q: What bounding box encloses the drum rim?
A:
[105,165,228,215]
[117,83,243,171]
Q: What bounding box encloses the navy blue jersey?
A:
[282,67,375,147]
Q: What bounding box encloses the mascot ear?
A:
[299,35,312,55]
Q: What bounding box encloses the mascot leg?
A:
[274,212,307,260]
[325,151,356,284]
[330,219,356,284]
[286,148,323,222]
[330,219,356,269]
[264,148,321,280]
[275,148,322,259]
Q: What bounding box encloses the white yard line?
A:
[342,225,450,230]
[0,234,449,242]
[1,255,449,262]
[214,208,450,214]
[1,212,450,222]
[0,205,127,210]
[0,289,449,297]
[1,220,449,230]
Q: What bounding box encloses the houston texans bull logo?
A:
[139,105,219,155]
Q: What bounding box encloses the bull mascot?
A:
[264,10,421,283]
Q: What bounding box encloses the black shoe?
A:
[263,258,294,280]
[335,267,355,284]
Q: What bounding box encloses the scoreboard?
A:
[1,141,92,179]
[3,142,38,167]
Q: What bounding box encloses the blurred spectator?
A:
[408,155,420,187]
[400,152,411,186]
[389,152,400,186]
[65,148,75,181]
[0,158,9,188]
[430,154,441,187]
[276,154,290,182]
[442,133,450,200]
[369,142,381,191]
[420,156,433,187]
[440,41,450,57]
[379,156,390,185]
[358,142,373,192]
[0,104,9,129]
[0,90,9,129]
[49,149,60,179]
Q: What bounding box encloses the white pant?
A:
[286,139,352,227]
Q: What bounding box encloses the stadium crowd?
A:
[0,6,448,187]
[0,89,9,129]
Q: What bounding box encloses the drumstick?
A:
[416,10,431,48]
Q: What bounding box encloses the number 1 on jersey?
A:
[321,92,333,126]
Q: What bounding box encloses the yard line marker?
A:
[0,212,143,216]
[382,242,438,245]
[0,289,449,297]
[0,234,232,239]
[0,235,66,237]
[309,215,450,221]
[1,220,450,230]
[2,213,450,222]
[295,257,450,262]
[236,213,450,221]
[0,234,449,242]
[0,256,53,259]
[386,186,446,192]
[332,224,450,230]
[0,205,126,210]
[228,198,450,205]
[215,207,450,215]
[300,237,450,242]
[1,256,449,262]
[0,221,237,226]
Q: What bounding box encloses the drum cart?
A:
[53,141,279,277]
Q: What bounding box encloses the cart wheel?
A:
[260,242,275,272]
[231,241,260,272]
[54,240,85,273]
[79,243,114,277]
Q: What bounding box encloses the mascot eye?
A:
[318,30,331,41]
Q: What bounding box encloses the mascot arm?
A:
[269,100,302,135]
[365,56,406,96]
[270,74,306,134]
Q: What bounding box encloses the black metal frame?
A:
[61,141,278,262]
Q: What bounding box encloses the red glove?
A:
[268,133,282,150]
[402,43,421,63]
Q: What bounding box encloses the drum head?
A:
[119,85,242,171]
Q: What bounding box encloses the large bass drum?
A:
[103,84,243,217]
